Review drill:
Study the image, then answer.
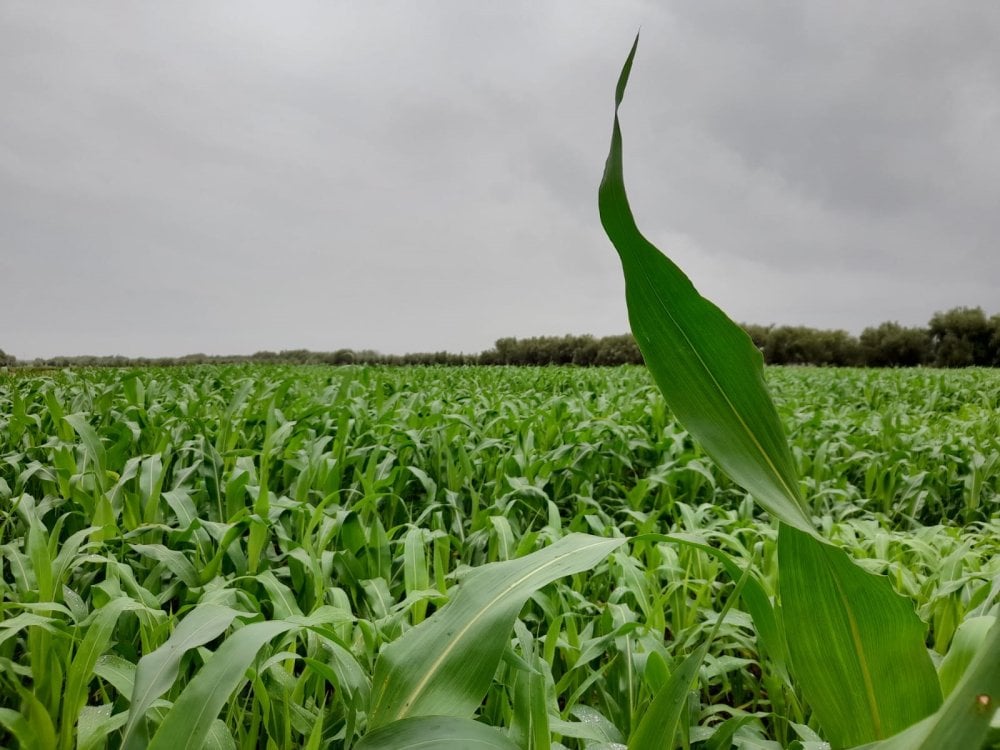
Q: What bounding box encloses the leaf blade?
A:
[598,34,815,536]
[367,533,625,728]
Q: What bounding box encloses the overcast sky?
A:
[3,2,999,359]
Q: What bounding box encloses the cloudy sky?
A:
[3,2,999,359]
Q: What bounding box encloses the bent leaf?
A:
[146,619,297,750]
[598,34,814,536]
[123,604,245,750]
[601,36,941,749]
[779,524,941,747]
[368,533,625,729]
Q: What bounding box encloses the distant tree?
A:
[0,348,14,367]
[325,349,355,365]
[991,314,1000,366]
[763,326,812,365]
[928,307,994,367]
[571,335,600,366]
[859,322,931,367]
[595,334,643,365]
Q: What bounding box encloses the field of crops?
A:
[1,364,998,749]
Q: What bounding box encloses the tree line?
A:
[3,306,999,370]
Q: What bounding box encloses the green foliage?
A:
[1,35,998,744]
[929,307,997,367]
[0,365,998,748]
[600,36,988,749]
[859,322,932,367]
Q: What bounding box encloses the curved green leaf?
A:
[123,603,245,750]
[355,716,520,750]
[601,36,942,749]
[938,615,995,698]
[779,524,941,747]
[60,597,145,750]
[598,34,814,536]
[368,533,625,728]
[146,619,297,750]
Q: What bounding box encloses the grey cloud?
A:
[2,1,998,359]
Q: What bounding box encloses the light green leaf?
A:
[60,596,145,750]
[146,619,298,750]
[779,524,941,747]
[367,533,625,729]
[598,33,815,536]
[123,603,245,750]
[355,716,520,750]
[850,618,1000,750]
[77,705,129,750]
[64,413,107,485]
[628,563,749,750]
[938,615,995,698]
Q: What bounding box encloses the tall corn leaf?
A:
[356,716,520,750]
[60,597,146,750]
[123,604,246,750]
[601,36,940,748]
[367,533,625,729]
[779,525,941,747]
[598,34,814,537]
[145,619,298,750]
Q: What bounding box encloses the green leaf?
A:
[598,34,815,536]
[60,597,145,750]
[600,36,942,749]
[355,716,520,750]
[850,619,1000,750]
[123,604,245,750]
[628,562,749,750]
[367,533,625,729]
[779,524,941,747]
[64,413,108,485]
[938,615,995,698]
[146,619,298,750]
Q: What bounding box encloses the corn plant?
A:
[598,34,998,749]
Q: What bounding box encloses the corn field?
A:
[2,37,999,750]
[0,364,997,748]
